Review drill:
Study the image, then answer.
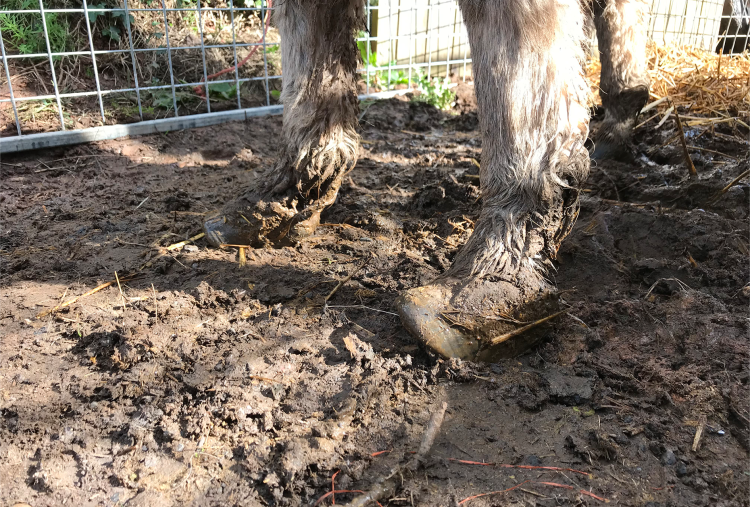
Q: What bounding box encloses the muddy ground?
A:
[1,86,749,507]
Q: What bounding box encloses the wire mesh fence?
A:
[1,0,747,149]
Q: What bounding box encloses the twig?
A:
[685,145,738,160]
[518,488,548,499]
[448,459,590,476]
[314,490,366,507]
[458,481,532,504]
[152,283,158,321]
[166,232,205,251]
[134,197,149,210]
[459,481,608,505]
[673,107,698,179]
[331,470,340,505]
[219,243,254,248]
[115,271,127,309]
[692,414,707,452]
[488,309,568,346]
[36,276,137,318]
[640,96,668,113]
[341,399,448,507]
[325,256,371,303]
[709,169,750,204]
[326,305,399,317]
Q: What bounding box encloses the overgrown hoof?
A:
[203,193,322,248]
[395,278,563,362]
[590,140,635,163]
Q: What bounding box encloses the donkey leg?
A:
[591,0,650,160]
[396,0,590,361]
[204,0,362,247]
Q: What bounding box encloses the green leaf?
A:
[208,82,237,100]
[270,90,281,100]
[102,25,121,41]
[87,3,105,23]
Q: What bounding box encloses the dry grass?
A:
[587,43,750,128]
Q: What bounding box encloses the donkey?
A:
[203,0,653,361]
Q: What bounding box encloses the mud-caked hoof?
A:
[203,195,321,248]
[590,140,635,163]
[395,278,562,362]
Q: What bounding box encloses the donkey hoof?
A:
[396,285,481,360]
[591,140,635,162]
[203,196,321,248]
[203,213,248,247]
[396,278,560,362]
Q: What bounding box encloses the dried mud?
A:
[1,87,749,507]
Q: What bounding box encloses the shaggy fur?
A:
[270,0,657,282]
[272,0,363,205]
[592,0,650,150]
[445,0,590,280]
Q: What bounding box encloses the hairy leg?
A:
[591,0,650,160]
[204,0,362,247]
[397,0,590,360]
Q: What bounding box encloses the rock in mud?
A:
[544,366,594,405]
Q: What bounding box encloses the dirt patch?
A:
[1,90,748,506]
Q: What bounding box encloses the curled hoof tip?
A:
[396,286,480,361]
[203,214,240,247]
[202,206,321,249]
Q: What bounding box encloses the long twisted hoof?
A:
[203,194,322,248]
[396,277,563,362]
[203,159,349,248]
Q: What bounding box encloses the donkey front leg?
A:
[205,0,363,247]
[397,0,591,360]
[591,0,650,160]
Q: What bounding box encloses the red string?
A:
[194,0,273,98]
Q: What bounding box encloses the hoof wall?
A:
[396,282,560,362]
[591,141,635,163]
[203,213,249,247]
[396,285,481,360]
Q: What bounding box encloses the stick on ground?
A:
[325,256,372,303]
[488,309,568,346]
[673,107,698,179]
[341,398,448,507]
[36,276,137,319]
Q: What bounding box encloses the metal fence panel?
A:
[1,0,745,153]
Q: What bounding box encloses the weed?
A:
[144,80,195,110]
[87,2,135,43]
[207,82,237,100]
[0,0,73,56]
[356,33,456,110]
[413,72,456,110]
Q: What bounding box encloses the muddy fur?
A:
[202,0,365,248]
[268,0,652,286]
[273,0,363,204]
[445,0,590,280]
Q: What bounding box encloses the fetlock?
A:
[593,84,649,160]
[203,128,358,248]
[204,0,362,248]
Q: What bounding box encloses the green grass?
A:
[0,0,73,56]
